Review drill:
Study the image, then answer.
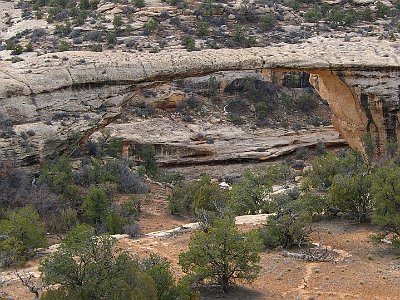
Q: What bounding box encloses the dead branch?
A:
[14,270,41,300]
[282,245,336,262]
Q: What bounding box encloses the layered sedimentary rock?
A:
[0,37,399,168]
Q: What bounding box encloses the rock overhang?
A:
[0,37,399,168]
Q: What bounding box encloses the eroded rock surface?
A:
[0,37,399,168]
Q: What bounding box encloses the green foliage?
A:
[295,92,318,112]
[58,40,71,52]
[199,0,221,16]
[329,170,371,222]
[362,133,374,165]
[11,44,23,55]
[243,77,257,102]
[168,175,226,216]
[260,14,277,31]
[141,254,193,300]
[358,7,373,21]
[228,169,272,215]
[39,156,82,206]
[197,21,209,37]
[0,206,47,267]
[182,35,195,51]
[49,208,79,234]
[258,189,312,249]
[192,175,226,212]
[369,166,400,236]
[82,186,110,228]
[207,75,218,98]
[155,171,185,185]
[25,42,34,52]
[165,0,183,5]
[304,4,325,22]
[179,217,263,293]
[304,150,365,190]
[99,133,123,158]
[113,15,123,32]
[143,17,159,33]
[40,224,158,299]
[89,43,102,52]
[134,0,145,8]
[376,1,390,17]
[55,21,72,36]
[232,25,256,47]
[137,145,158,177]
[228,113,245,125]
[79,0,99,10]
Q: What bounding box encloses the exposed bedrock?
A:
[0,37,399,168]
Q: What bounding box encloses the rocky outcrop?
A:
[0,37,399,168]
[106,118,344,166]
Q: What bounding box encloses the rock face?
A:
[0,37,399,168]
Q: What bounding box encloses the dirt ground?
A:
[119,219,400,300]
[2,185,400,300]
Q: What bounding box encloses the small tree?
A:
[329,171,371,222]
[138,145,158,177]
[0,206,47,267]
[40,224,158,299]
[82,186,110,229]
[228,170,272,215]
[179,217,262,293]
[181,35,195,51]
[370,166,400,239]
[258,190,312,249]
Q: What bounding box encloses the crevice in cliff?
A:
[76,81,168,149]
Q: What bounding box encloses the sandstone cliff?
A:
[0,37,399,168]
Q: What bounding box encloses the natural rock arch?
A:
[0,37,399,168]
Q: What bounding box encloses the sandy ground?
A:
[2,185,400,300]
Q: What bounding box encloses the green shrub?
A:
[89,43,102,52]
[199,0,221,16]
[232,25,256,46]
[0,206,47,267]
[304,5,323,22]
[134,0,145,8]
[141,254,193,300]
[258,190,312,249]
[137,145,158,177]
[82,186,110,229]
[304,150,365,190]
[58,40,71,52]
[40,225,158,299]
[260,14,277,31]
[207,75,218,97]
[228,169,272,215]
[295,92,318,112]
[143,17,159,33]
[39,155,74,194]
[25,42,34,52]
[358,7,373,21]
[255,101,269,120]
[228,113,245,125]
[55,21,72,36]
[197,21,209,37]
[370,166,400,237]
[168,175,226,216]
[329,171,371,222]
[155,171,185,185]
[179,217,262,293]
[11,44,23,55]
[376,1,390,17]
[182,35,195,51]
